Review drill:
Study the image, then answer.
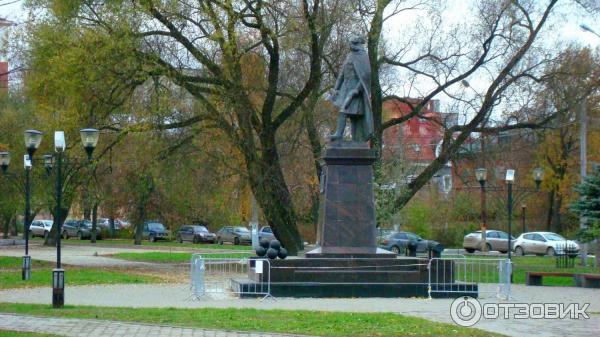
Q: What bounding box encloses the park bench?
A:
[575,274,600,288]
[525,272,576,286]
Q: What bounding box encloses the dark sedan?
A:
[176,225,216,244]
[380,231,440,254]
[216,226,252,245]
[62,219,102,240]
[142,221,171,242]
[258,226,276,242]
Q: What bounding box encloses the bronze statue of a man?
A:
[328,35,373,142]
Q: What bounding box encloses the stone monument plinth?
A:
[306,141,394,258]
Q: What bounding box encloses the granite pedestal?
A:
[232,142,476,298]
[306,141,393,258]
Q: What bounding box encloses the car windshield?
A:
[81,220,92,228]
[544,233,565,241]
[234,227,249,233]
[262,227,272,233]
[148,223,165,231]
[194,226,209,232]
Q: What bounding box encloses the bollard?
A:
[407,240,417,257]
[52,268,65,308]
[428,242,444,259]
[22,255,31,280]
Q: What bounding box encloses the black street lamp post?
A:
[475,168,488,252]
[23,129,43,281]
[521,204,527,234]
[52,129,99,309]
[505,169,515,262]
[53,131,65,308]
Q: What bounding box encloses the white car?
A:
[513,232,579,256]
[29,220,53,238]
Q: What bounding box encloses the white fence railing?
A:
[428,257,511,299]
[190,254,272,300]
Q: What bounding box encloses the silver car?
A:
[463,230,512,253]
[513,232,579,256]
[29,220,53,238]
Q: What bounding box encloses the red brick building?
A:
[382,98,457,192]
[382,98,445,162]
[0,61,8,91]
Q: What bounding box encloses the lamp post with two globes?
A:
[52,128,100,308]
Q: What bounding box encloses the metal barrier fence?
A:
[190,254,272,300]
[556,241,578,268]
[428,257,511,299]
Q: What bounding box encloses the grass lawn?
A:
[511,256,598,286]
[31,237,252,251]
[0,303,502,337]
[0,331,62,337]
[0,257,53,270]
[110,251,253,263]
[0,257,163,290]
[456,256,599,286]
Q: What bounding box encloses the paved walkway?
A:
[0,284,598,337]
[0,313,311,337]
[0,244,242,267]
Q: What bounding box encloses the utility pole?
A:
[579,99,588,266]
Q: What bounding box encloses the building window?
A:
[442,175,452,193]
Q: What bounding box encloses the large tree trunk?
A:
[45,206,68,246]
[134,220,143,245]
[244,129,303,255]
[551,194,563,233]
[134,203,145,245]
[546,189,555,231]
[304,96,322,235]
[10,216,17,236]
[91,201,99,243]
[2,214,11,239]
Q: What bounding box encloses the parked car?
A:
[463,230,513,253]
[62,219,103,240]
[97,218,110,229]
[380,231,440,254]
[513,232,579,256]
[216,226,252,245]
[98,218,125,230]
[377,228,397,245]
[118,219,131,229]
[29,220,53,238]
[142,221,170,242]
[177,225,216,244]
[258,226,276,242]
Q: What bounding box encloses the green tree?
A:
[570,164,600,268]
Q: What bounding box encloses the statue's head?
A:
[349,35,366,51]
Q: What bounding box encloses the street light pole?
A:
[476,168,488,252]
[53,131,65,309]
[51,129,99,309]
[579,100,588,266]
[22,129,43,281]
[521,204,526,234]
[506,170,515,262]
[578,23,599,266]
[22,158,31,280]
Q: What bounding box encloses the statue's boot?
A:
[329,114,346,141]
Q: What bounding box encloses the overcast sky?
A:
[1,0,598,110]
[1,0,599,44]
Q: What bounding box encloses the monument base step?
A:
[231,279,478,298]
